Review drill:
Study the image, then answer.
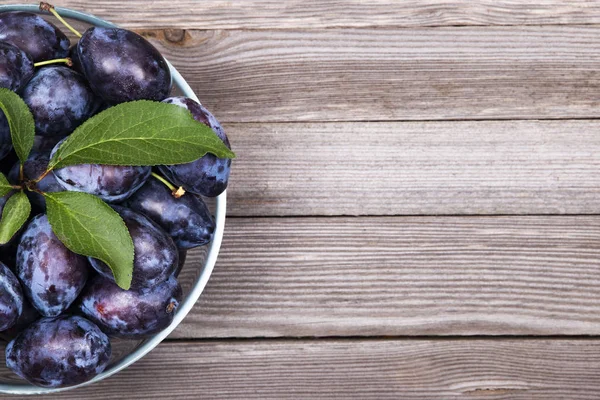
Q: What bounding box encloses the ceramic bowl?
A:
[0,4,225,395]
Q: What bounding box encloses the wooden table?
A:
[8,1,600,399]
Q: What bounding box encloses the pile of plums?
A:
[0,8,231,389]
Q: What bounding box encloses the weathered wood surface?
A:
[35,339,600,399]
[136,26,600,122]
[0,2,597,399]
[224,120,600,216]
[173,216,600,338]
[50,1,600,29]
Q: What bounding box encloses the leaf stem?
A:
[33,168,52,184]
[24,181,44,195]
[39,2,82,38]
[34,58,73,68]
[151,172,186,198]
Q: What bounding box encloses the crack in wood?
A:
[462,387,529,396]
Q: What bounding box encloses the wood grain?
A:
[136,26,600,122]
[0,2,596,398]
[223,120,600,216]
[45,1,600,29]
[172,216,600,338]
[33,339,600,399]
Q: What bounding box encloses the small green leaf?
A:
[0,191,31,244]
[48,101,235,170]
[44,191,134,290]
[0,88,35,164]
[0,172,12,197]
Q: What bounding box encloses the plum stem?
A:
[18,164,24,183]
[173,186,186,199]
[39,2,82,38]
[151,172,186,198]
[34,58,73,68]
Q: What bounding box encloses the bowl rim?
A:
[0,4,226,395]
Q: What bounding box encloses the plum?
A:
[6,315,110,388]
[79,275,182,339]
[9,151,64,210]
[51,139,151,202]
[158,97,231,197]
[32,134,66,154]
[0,296,40,341]
[88,206,178,291]
[0,41,34,92]
[175,248,187,278]
[77,27,171,103]
[0,110,11,161]
[22,66,97,136]
[0,261,23,332]
[0,12,69,62]
[125,177,215,249]
[16,214,89,316]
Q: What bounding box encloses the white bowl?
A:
[0,4,225,395]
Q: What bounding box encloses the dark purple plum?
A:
[22,152,58,187]
[52,163,151,203]
[0,297,40,341]
[0,12,69,62]
[0,110,10,161]
[16,215,89,316]
[125,177,215,249]
[22,66,97,136]
[159,97,231,197]
[7,161,18,184]
[32,134,66,154]
[5,315,110,388]
[0,41,34,92]
[0,261,23,332]
[67,44,82,74]
[175,248,187,278]
[88,206,178,291]
[0,150,18,175]
[93,100,113,114]
[79,275,181,339]
[9,151,63,210]
[50,139,151,202]
[77,27,171,103]
[65,47,109,116]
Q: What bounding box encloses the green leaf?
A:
[0,88,35,164]
[0,172,12,197]
[44,191,134,290]
[0,191,31,244]
[48,101,236,170]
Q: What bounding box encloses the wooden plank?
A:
[173,216,600,338]
[30,339,600,399]
[51,1,600,29]
[223,120,600,216]
[135,26,600,122]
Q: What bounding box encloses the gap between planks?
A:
[31,339,600,400]
[136,26,600,123]
[55,22,600,123]
[173,216,600,339]
[47,1,600,29]
[220,120,600,216]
